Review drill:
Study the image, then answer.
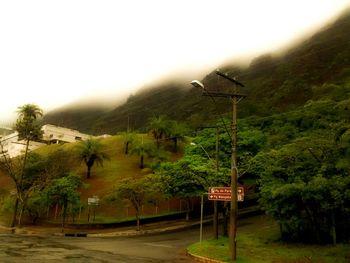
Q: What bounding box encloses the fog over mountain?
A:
[1,1,348,128]
[41,6,350,135]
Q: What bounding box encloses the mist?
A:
[0,1,349,129]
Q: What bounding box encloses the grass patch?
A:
[0,134,185,224]
[188,216,350,263]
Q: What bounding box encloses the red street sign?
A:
[208,187,244,202]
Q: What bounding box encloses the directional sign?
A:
[88,196,100,206]
[208,187,244,201]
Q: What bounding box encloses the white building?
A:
[0,132,46,158]
[41,124,90,144]
[0,124,91,158]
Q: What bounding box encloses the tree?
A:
[1,147,74,227]
[15,104,43,141]
[19,147,75,224]
[5,104,43,227]
[130,138,155,169]
[157,155,224,220]
[147,115,170,149]
[75,138,109,179]
[46,174,82,231]
[108,174,164,230]
[167,121,188,152]
[25,189,49,225]
[252,128,350,243]
[120,131,136,155]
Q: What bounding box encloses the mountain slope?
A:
[43,7,350,134]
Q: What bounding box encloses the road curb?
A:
[187,250,226,263]
[7,219,210,238]
[87,220,207,237]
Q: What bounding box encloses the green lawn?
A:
[0,135,186,225]
[188,215,350,263]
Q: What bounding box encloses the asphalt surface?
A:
[0,218,210,262]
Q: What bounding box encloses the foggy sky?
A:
[0,0,349,125]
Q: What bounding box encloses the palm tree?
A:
[15,104,43,141]
[147,115,170,149]
[120,131,136,155]
[168,121,187,152]
[130,138,154,169]
[75,138,109,179]
[17,104,43,120]
[12,104,43,227]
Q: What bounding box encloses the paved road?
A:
[0,224,211,262]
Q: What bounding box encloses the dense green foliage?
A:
[107,174,164,230]
[46,174,82,227]
[166,79,350,243]
[19,149,80,225]
[243,83,350,243]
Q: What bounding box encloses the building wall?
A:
[1,124,91,158]
[0,132,45,158]
[41,124,90,143]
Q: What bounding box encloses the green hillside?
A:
[42,7,350,134]
[0,134,186,224]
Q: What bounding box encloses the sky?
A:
[1,0,349,125]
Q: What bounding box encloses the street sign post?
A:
[237,187,244,202]
[208,186,244,202]
[88,196,100,206]
[87,196,100,222]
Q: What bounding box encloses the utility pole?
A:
[216,70,245,260]
[191,74,246,260]
[214,126,219,239]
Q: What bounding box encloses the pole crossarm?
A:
[216,70,245,87]
[202,92,247,99]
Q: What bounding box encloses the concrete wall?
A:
[41,124,90,144]
[1,124,91,158]
[0,132,45,158]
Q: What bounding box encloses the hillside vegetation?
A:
[42,8,350,134]
[0,134,186,225]
[2,7,349,248]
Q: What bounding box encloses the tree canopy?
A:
[15,103,43,141]
[108,174,164,230]
[75,138,109,179]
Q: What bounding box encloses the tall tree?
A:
[157,156,223,220]
[147,115,170,149]
[108,174,164,231]
[130,138,155,169]
[167,121,187,152]
[75,138,109,179]
[15,104,43,141]
[9,104,43,227]
[120,131,136,155]
[46,174,82,231]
